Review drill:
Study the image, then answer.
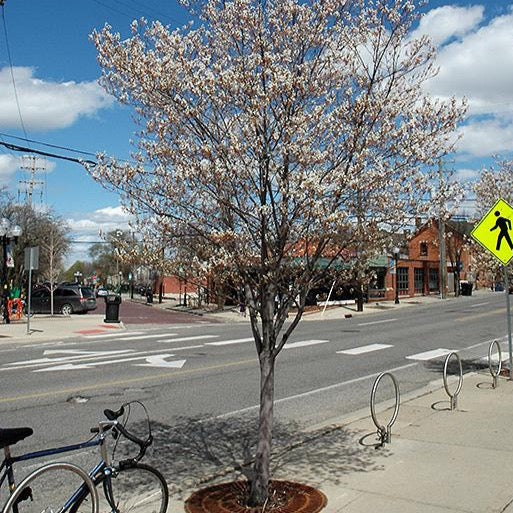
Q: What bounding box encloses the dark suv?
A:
[30,285,97,315]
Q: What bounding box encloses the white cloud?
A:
[0,154,21,184]
[427,10,513,117]
[456,118,513,157]
[412,5,484,46]
[0,67,114,131]
[68,205,134,235]
[0,154,56,187]
[65,205,134,266]
[450,167,480,183]
[416,5,513,158]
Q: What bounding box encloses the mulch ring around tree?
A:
[185,480,327,513]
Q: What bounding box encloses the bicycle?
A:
[0,401,169,513]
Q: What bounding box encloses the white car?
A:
[96,288,108,297]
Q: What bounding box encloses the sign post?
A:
[471,199,513,379]
[24,247,39,336]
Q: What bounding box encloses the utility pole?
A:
[438,159,447,299]
[19,156,45,206]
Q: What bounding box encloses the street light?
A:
[393,246,400,305]
[0,218,22,324]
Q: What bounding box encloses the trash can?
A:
[460,281,473,296]
[104,294,122,323]
[146,289,154,304]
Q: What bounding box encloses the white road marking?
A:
[1,348,189,371]
[82,331,143,339]
[136,356,187,368]
[158,335,219,343]
[405,348,456,361]
[34,353,186,372]
[6,350,134,367]
[357,318,398,327]
[215,362,418,419]
[172,345,205,351]
[205,338,254,346]
[337,343,393,355]
[116,333,178,341]
[284,339,330,349]
[470,302,489,308]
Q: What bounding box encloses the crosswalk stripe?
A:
[284,340,329,349]
[116,333,178,341]
[405,348,456,361]
[357,319,397,327]
[337,343,393,355]
[158,335,219,343]
[205,338,254,346]
[83,331,143,339]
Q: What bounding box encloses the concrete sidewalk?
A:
[315,372,513,512]
[0,314,125,343]
[141,287,496,323]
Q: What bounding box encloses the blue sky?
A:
[0,0,512,265]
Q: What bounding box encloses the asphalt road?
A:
[0,292,509,487]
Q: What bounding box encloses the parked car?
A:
[30,285,97,315]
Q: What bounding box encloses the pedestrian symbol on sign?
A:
[490,211,513,251]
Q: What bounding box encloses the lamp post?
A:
[0,218,22,324]
[73,271,82,285]
[393,246,400,305]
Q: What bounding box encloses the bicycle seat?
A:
[0,427,33,448]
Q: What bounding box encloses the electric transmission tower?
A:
[19,156,45,206]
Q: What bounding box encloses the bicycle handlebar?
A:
[90,406,153,462]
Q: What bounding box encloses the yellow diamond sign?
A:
[471,198,513,265]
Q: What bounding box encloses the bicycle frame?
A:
[0,421,116,513]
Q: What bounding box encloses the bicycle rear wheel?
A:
[100,462,168,513]
[3,462,98,513]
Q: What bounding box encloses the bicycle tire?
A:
[73,462,168,513]
[3,462,99,513]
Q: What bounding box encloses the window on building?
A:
[420,242,428,256]
[429,269,439,292]
[397,267,409,295]
[414,268,424,293]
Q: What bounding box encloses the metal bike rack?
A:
[370,372,400,447]
[443,352,463,410]
[488,340,502,389]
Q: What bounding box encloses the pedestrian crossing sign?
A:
[471,198,513,265]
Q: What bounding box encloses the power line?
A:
[1,4,29,142]
[0,132,96,157]
[0,140,97,166]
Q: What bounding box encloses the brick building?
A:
[383,219,473,300]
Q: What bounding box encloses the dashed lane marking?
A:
[337,343,393,355]
[405,348,456,361]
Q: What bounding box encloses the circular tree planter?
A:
[185,480,327,513]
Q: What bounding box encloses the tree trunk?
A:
[249,352,275,506]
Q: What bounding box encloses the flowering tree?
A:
[90,0,464,504]
[474,160,513,286]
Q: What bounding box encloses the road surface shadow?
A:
[115,414,390,498]
[423,357,489,375]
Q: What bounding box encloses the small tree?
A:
[90,0,464,504]
[0,202,69,291]
[40,224,70,314]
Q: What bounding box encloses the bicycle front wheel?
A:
[3,462,98,513]
[100,462,168,513]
